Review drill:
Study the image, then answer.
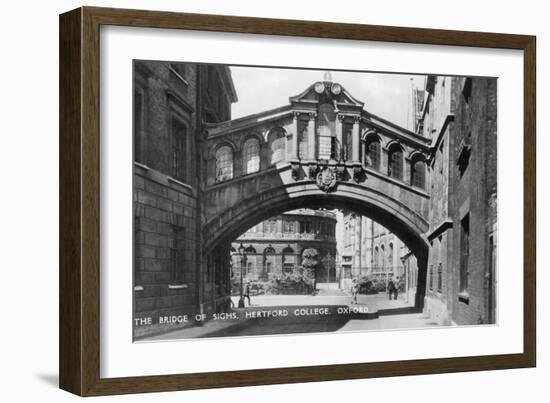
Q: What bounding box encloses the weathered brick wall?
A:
[423,76,497,325]
[424,76,454,324]
[448,77,498,325]
[133,164,199,337]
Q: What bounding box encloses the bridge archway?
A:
[204,182,429,310]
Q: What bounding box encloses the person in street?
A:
[351,278,358,304]
[387,276,397,300]
[395,276,402,299]
[244,282,252,306]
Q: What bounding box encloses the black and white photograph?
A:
[132,61,497,341]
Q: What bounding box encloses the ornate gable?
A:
[289,74,364,114]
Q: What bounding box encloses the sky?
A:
[230,65,426,130]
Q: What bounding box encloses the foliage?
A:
[356,275,379,294]
[301,248,319,269]
[265,270,315,295]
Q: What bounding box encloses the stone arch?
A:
[237,131,265,149]
[380,244,386,267]
[203,182,429,309]
[407,149,427,161]
[384,139,406,152]
[361,129,381,142]
[374,245,381,268]
[211,139,237,158]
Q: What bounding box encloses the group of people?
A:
[350,275,402,304]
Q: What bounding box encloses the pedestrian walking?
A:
[244,282,252,306]
[351,278,358,304]
[395,276,402,300]
[387,276,398,300]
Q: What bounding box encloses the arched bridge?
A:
[203,79,432,259]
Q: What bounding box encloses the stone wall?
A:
[132,60,235,338]
[423,76,497,325]
[449,77,497,325]
[133,163,199,338]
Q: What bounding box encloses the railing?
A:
[341,266,404,280]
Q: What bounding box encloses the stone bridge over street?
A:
[202,78,434,309]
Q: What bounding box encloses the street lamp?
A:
[238,243,246,308]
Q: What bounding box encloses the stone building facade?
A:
[339,75,497,325]
[231,209,337,285]
[341,214,406,289]
[133,61,237,337]
[417,75,497,325]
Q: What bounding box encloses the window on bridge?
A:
[388,144,404,181]
[268,127,286,165]
[215,145,234,182]
[364,137,381,170]
[411,155,426,189]
[298,116,309,160]
[243,137,260,174]
[317,103,336,160]
[343,120,353,161]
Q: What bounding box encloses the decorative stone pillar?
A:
[307,112,316,160]
[352,115,361,163]
[291,112,299,161]
[336,114,344,161]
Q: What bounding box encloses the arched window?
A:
[318,104,336,159]
[411,155,426,189]
[264,245,276,278]
[268,128,286,165]
[388,243,394,266]
[215,145,233,182]
[381,245,386,268]
[364,138,381,170]
[282,246,294,254]
[388,144,404,180]
[243,137,260,174]
[374,246,380,268]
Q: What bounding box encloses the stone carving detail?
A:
[353,164,365,183]
[290,160,301,181]
[316,167,337,193]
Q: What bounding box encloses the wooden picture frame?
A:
[59,6,536,396]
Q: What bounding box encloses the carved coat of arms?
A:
[316,167,337,192]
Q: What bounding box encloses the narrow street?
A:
[143,290,440,341]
